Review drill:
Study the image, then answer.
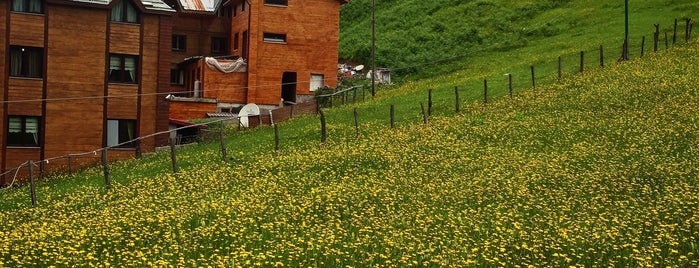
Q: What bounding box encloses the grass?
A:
[1,1,699,266]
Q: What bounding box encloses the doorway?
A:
[281,72,297,104]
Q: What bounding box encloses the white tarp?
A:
[205,57,247,73]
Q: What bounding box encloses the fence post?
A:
[623,38,629,61]
[508,73,513,98]
[557,56,562,82]
[39,160,45,181]
[531,65,536,88]
[354,108,359,137]
[353,87,357,103]
[420,102,427,125]
[579,51,585,73]
[219,123,227,161]
[169,138,178,174]
[690,23,693,41]
[135,141,142,159]
[29,161,36,208]
[274,124,280,152]
[67,155,73,176]
[290,104,295,118]
[428,89,433,117]
[686,19,692,42]
[102,149,111,188]
[599,45,604,67]
[483,79,488,104]
[642,36,646,57]
[665,32,669,50]
[673,18,678,45]
[319,109,327,143]
[654,24,660,52]
[390,104,395,129]
[454,86,460,113]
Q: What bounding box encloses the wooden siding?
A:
[246,0,340,105]
[9,12,44,47]
[171,15,230,64]
[0,1,6,183]
[155,16,173,147]
[140,15,162,151]
[109,23,141,55]
[169,101,217,119]
[3,148,40,179]
[108,84,139,119]
[44,6,107,160]
[7,79,43,115]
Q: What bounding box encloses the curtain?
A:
[11,0,24,12]
[8,118,22,134]
[124,57,136,82]
[10,48,22,77]
[27,49,42,78]
[109,56,121,82]
[126,1,138,23]
[25,117,39,145]
[126,121,135,141]
[29,0,41,13]
[111,1,124,22]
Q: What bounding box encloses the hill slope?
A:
[1,41,698,266]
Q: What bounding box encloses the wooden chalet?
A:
[167,0,348,119]
[0,0,174,183]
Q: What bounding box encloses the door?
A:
[281,72,297,104]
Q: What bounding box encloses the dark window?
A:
[241,2,245,11]
[170,68,184,85]
[264,0,288,6]
[172,35,186,51]
[211,37,228,54]
[263,33,287,43]
[8,116,40,147]
[111,0,139,23]
[218,6,231,18]
[233,5,237,17]
[10,46,43,78]
[109,54,138,83]
[11,0,42,13]
[242,31,249,58]
[233,33,240,51]
[107,119,136,148]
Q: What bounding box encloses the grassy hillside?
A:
[339,0,699,79]
[1,41,698,266]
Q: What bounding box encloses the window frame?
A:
[263,33,287,44]
[10,0,43,14]
[108,54,139,84]
[264,0,288,6]
[111,0,140,24]
[211,37,229,55]
[172,34,187,52]
[9,46,44,79]
[233,33,240,51]
[107,119,137,148]
[7,115,41,147]
[170,68,184,85]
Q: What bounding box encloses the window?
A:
[242,31,249,58]
[217,6,231,18]
[170,68,184,85]
[11,0,42,13]
[211,37,228,54]
[172,35,186,51]
[10,46,43,78]
[107,119,136,148]
[109,54,138,83]
[264,0,288,6]
[8,116,40,147]
[263,33,287,44]
[241,2,245,11]
[310,74,324,91]
[111,0,139,23]
[233,33,240,51]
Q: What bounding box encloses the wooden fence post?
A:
[420,102,427,125]
[508,73,513,98]
[169,138,178,174]
[39,160,44,181]
[557,56,562,82]
[428,89,433,117]
[29,161,36,208]
[290,104,295,118]
[483,79,488,104]
[67,155,73,176]
[219,123,227,161]
[579,51,584,73]
[390,104,395,129]
[102,149,111,188]
[599,45,605,67]
[454,86,460,113]
[686,19,692,42]
[665,32,669,49]
[673,18,678,45]
[354,108,359,137]
[642,36,646,57]
[531,65,536,88]
[654,24,660,52]
[353,87,357,103]
[274,124,280,152]
[690,23,693,41]
[319,109,327,143]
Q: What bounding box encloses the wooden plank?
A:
[9,13,44,47]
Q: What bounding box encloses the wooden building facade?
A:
[0,0,174,184]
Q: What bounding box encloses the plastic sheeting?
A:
[205,57,247,73]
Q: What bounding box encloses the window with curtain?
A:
[11,0,43,13]
[107,119,137,148]
[9,46,43,78]
[108,54,138,83]
[7,116,40,147]
[111,0,139,23]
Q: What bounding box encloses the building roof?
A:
[58,0,175,13]
[178,0,220,12]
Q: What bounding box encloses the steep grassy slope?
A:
[1,41,697,266]
[339,0,699,79]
